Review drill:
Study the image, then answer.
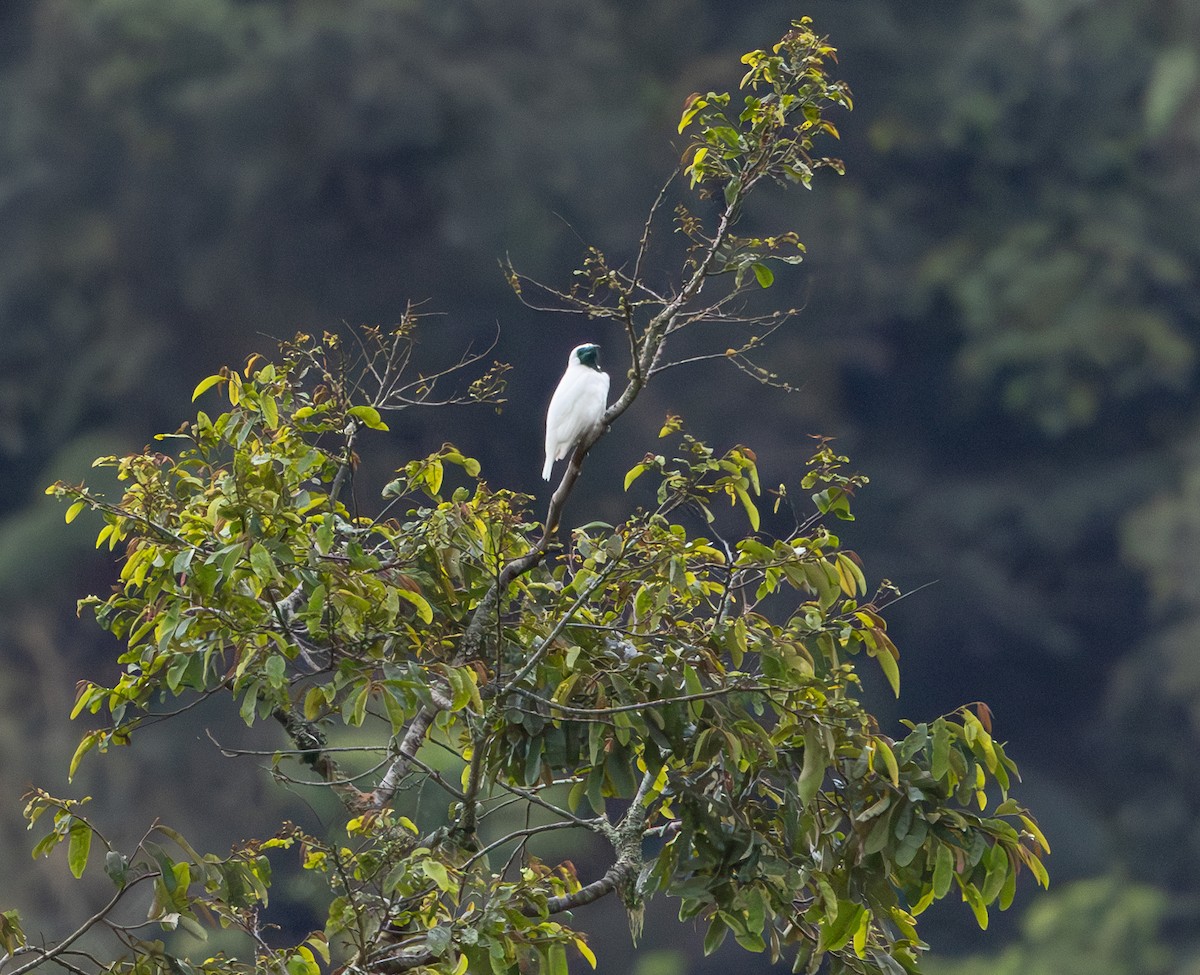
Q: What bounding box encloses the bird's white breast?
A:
[546,363,610,462]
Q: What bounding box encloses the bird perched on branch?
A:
[543,343,609,481]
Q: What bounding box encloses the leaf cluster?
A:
[33,343,1046,975]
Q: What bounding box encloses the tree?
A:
[13,19,1045,975]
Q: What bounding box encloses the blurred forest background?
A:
[2,0,1199,972]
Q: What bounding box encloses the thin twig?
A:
[463,819,601,870]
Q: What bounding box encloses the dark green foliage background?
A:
[2,0,1197,971]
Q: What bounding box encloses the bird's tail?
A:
[542,456,553,481]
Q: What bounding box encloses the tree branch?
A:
[271,706,371,808]
[4,874,156,975]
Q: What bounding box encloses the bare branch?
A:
[632,174,676,291]
[512,681,770,720]
[271,706,372,808]
[5,874,156,975]
[463,819,601,870]
[367,702,439,809]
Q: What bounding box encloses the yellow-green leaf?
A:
[910,886,935,916]
[574,938,597,970]
[678,98,707,133]
[426,460,444,496]
[68,733,98,781]
[1027,852,1050,888]
[306,934,331,965]
[70,684,94,720]
[875,639,901,697]
[395,587,434,624]
[261,394,279,429]
[1020,814,1051,855]
[734,484,760,531]
[348,405,390,431]
[962,883,989,930]
[852,909,869,958]
[875,738,899,787]
[421,859,456,894]
[818,900,865,952]
[752,263,774,289]
[191,374,225,402]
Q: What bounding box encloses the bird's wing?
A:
[543,367,578,477]
[553,370,611,461]
[544,371,574,457]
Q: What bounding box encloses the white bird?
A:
[543,343,610,481]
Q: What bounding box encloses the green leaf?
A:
[819,900,865,953]
[447,667,474,711]
[248,543,277,583]
[315,521,334,556]
[864,806,895,855]
[31,831,61,861]
[0,909,26,954]
[343,684,369,727]
[67,821,92,879]
[932,843,953,899]
[547,944,569,975]
[980,846,1008,905]
[875,738,899,786]
[155,825,208,876]
[732,923,766,954]
[523,737,543,784]
[347,405,390,431]
[931,720,951,781]
[64,500,86,524]
[260,394,279,429]
[752,263,774,288]
[421,860,456,894]
[286,952,319,975]
[797,726,826,807]
[265,654,286,685]
[703,915,728,956]
[104,850,129,887]
[683,664,705,720]
[998,858,1018,910]
[306,934,332,965]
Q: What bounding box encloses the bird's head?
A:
[573,343,602,371]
